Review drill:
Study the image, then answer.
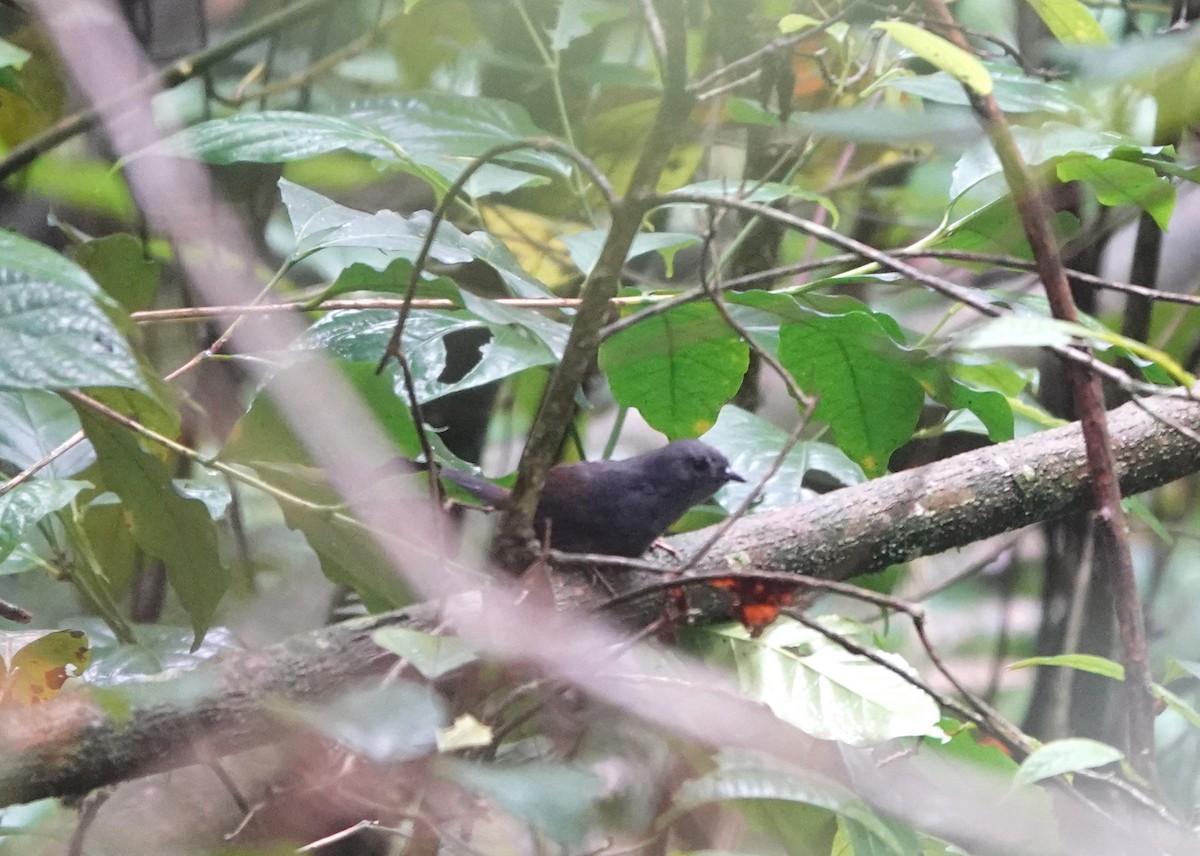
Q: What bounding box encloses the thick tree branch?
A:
[0,606,436,807]
[3,391,1199,807]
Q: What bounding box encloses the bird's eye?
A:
[688,456,709,472]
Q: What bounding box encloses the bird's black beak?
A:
[725,468,746,483]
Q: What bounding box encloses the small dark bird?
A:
[434,440,745,557]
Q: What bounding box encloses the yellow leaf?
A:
[0,629,90,707]
[478,203,583,290]
[873,20,993,96]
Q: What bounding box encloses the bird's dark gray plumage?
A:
[435,439,744,557]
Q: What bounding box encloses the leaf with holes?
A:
[0,629,90,707]
[302,307,563,403]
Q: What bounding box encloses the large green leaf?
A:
[73,233,161,313]
[75,409,228,646]
[0,36,29,96]
[159,92,567,196]
[599,303,750,439]
[684,618,945,746]
[560,230,701,278]
[0,229,146,393]
[951,123,1166,200]
[777,312,923,476]
[916,357,1020,442]
[938,197,1080,259]
[1024,0,1109,46]
[1015,738,1123,786]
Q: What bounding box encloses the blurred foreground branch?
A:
[3,390,1200,806]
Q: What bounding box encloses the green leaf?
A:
[271,683,445,762]
[549,0,624,51]
[19,154,137,220]
[221,359,427,609]
[1015,738,1123,786]
[1152,683,1200,732]
[1008,654,1125,680]
[599,303,750,440]
[777,312,923,476]
[842,815,922,856]
[279,179,554,298]
[1056,155,1175,230]
[939,197,1080,259]
[560,230,701,278]
[74,233,161,313]
[0,37,30,71]
[933,719,1019,773]
[1024,0,1109,46]
[0,229,147,393]
[886,65,1078,114]
[153,93,565,196]
[671,751,904,853]
[346,93,569,190]
[166,111,388,163]
[792,106,983,147]
[0,479,87,563]
[0,390,94,477]
[957,315,1194,387]
[372,627,478,679]
[668,179,837,222]
[779,14,820,34]
[916,358,1017,442]
[951,122,1165,200]
[280,179,472,261]
[684,618,945,745]
[873,21,993,95]
[317,257,459,303]
[441,760,601,846]
[0,38,28,96]
[75,408,228,646]
[701,405,866,512]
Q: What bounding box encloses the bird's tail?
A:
[432,464,510,507]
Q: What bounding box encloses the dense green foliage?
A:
[3,0,1200,853]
